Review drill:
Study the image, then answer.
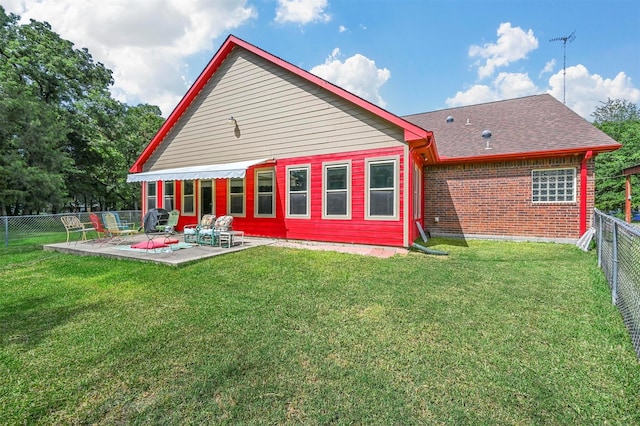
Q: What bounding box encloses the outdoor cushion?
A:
[131,238,179,250]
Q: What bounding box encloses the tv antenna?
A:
[550,30,576,104]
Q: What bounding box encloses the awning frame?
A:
[126,158,272,183]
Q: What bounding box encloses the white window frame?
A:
[286,165,311,219]
[322,161,351,219]
[532,168,576,203]
[181,180,195,216]
[365,156,399,220]
[146,182,157,212]
[255,168,276,218]
[163,181,175,211]
[228,177,246,217]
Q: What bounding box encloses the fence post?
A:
[4,217,8,247]
[597,211,603,268]
[611,222,618,305]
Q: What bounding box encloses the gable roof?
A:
[130,35,434,173]
[403,94,621,163]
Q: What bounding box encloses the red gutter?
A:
[580,150,593,235]
[130,35,431,173]
[435,144,619,165]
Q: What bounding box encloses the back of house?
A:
[128,35,620,247]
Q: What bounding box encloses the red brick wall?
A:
[424,156,594,241]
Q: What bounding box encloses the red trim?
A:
[130,35,431,173]
[436,145,619,165]
[580,151,593,235]
[623,164,640,176]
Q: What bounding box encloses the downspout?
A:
[580,150,593,235]
[625,176,631,223]
[408,139,431,246]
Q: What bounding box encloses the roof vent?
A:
[446,116,454,123]
[465,118,471,125]
[482,129,492,149]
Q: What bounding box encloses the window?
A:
[163,181,174,210]
[532,168,576,203]
[229,178,245,216]
[323,162,350,218]
[366,157,398,219]
[287,166,310,217]
[182,180,195,215]
[146,182,157,211]
[255,169,275,217]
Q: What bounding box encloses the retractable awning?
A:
[126,158,271,183]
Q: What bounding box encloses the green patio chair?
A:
[183,214,214,243]
[156,209,180,234]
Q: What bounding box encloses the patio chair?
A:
[196,215,228,246]
[183,214,214,243]
[89,213,109,241]
[156,209,180,234]
[61,215,95,245]
[102,212,133,230]
[198,215,234,247]
[103,212,138,244]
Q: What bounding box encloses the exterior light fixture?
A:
[227,116,237,126]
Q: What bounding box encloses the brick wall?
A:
[424,156,594,241]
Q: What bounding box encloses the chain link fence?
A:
[594,208,640,359]
[1,211,141,247]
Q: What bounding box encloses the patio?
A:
[43,233,409,266]
[44,233,277,266]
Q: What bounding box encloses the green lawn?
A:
[1,239,638,424]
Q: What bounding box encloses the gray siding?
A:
[144,47,405,171]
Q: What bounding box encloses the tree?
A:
[593,99,640,213]
[0,6,163,214]
[67,100,163,211]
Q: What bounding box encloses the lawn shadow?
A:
[0,296,102,348]
[424,236,469,248]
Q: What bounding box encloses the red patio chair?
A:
[89,213,108,241]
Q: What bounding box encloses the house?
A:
[404,95,621,242]
[127,35,621,247]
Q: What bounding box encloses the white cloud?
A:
[548,64,640,119]
[447,62,640,120]
[446,72,539,107]
[310,48,391,108]
[539,59,556,78]
[469,22,538,80]
[4,0,257,116]
[339,25,347,33]
[275,0,330,25]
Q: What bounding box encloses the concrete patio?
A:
[43,233,409,266]
[44,233,277,266]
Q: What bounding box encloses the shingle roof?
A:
[403,94,621,162]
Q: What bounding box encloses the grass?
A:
[1,239,639,424]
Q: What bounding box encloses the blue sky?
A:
[3,0,639,120]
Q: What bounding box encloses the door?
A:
[200,180,215,217]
